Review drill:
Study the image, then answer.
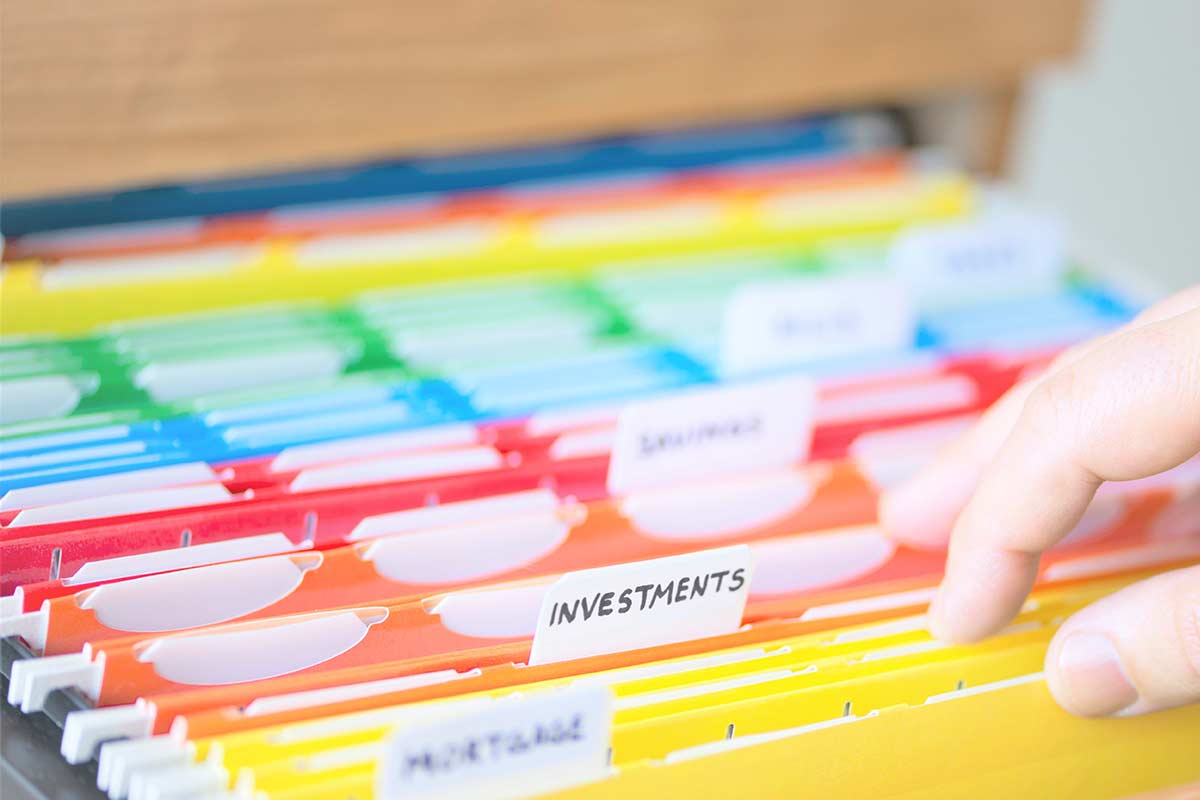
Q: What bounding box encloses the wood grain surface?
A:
[1,0,1085,199]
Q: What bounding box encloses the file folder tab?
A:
[889,211,1065,307]
[720,275,916,377]
[606,377,814,494]
[530,546,752,666]
[376,684,613,800]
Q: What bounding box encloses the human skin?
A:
[881,284,1200,717]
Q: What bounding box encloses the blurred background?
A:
[1,0,1195,290]
[1014,0,1199,290]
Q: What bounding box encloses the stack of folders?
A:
[1,112,1197,800]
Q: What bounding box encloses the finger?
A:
[1132,283,1200,325]
[881,284,1200,549]
[880,380,1031,548]
[1045,565,1200,716]
[931,306,1200,642]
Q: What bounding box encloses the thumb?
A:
[1045,565,1200,717]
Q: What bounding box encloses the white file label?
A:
[720,275,916,377]
[376,684,612,800]
[607,377,814,494]
[889,212,1065,306]
[529,546,752,666]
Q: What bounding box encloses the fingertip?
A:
[1045,629,1139,717]
[878,485,919,542]
[927,586,989,645]
[879,476,954,550]
[925,606,960,645]
[1044,567,1200,718]
[928,547,1037,645]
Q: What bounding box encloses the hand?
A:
[881,284,1200,717]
